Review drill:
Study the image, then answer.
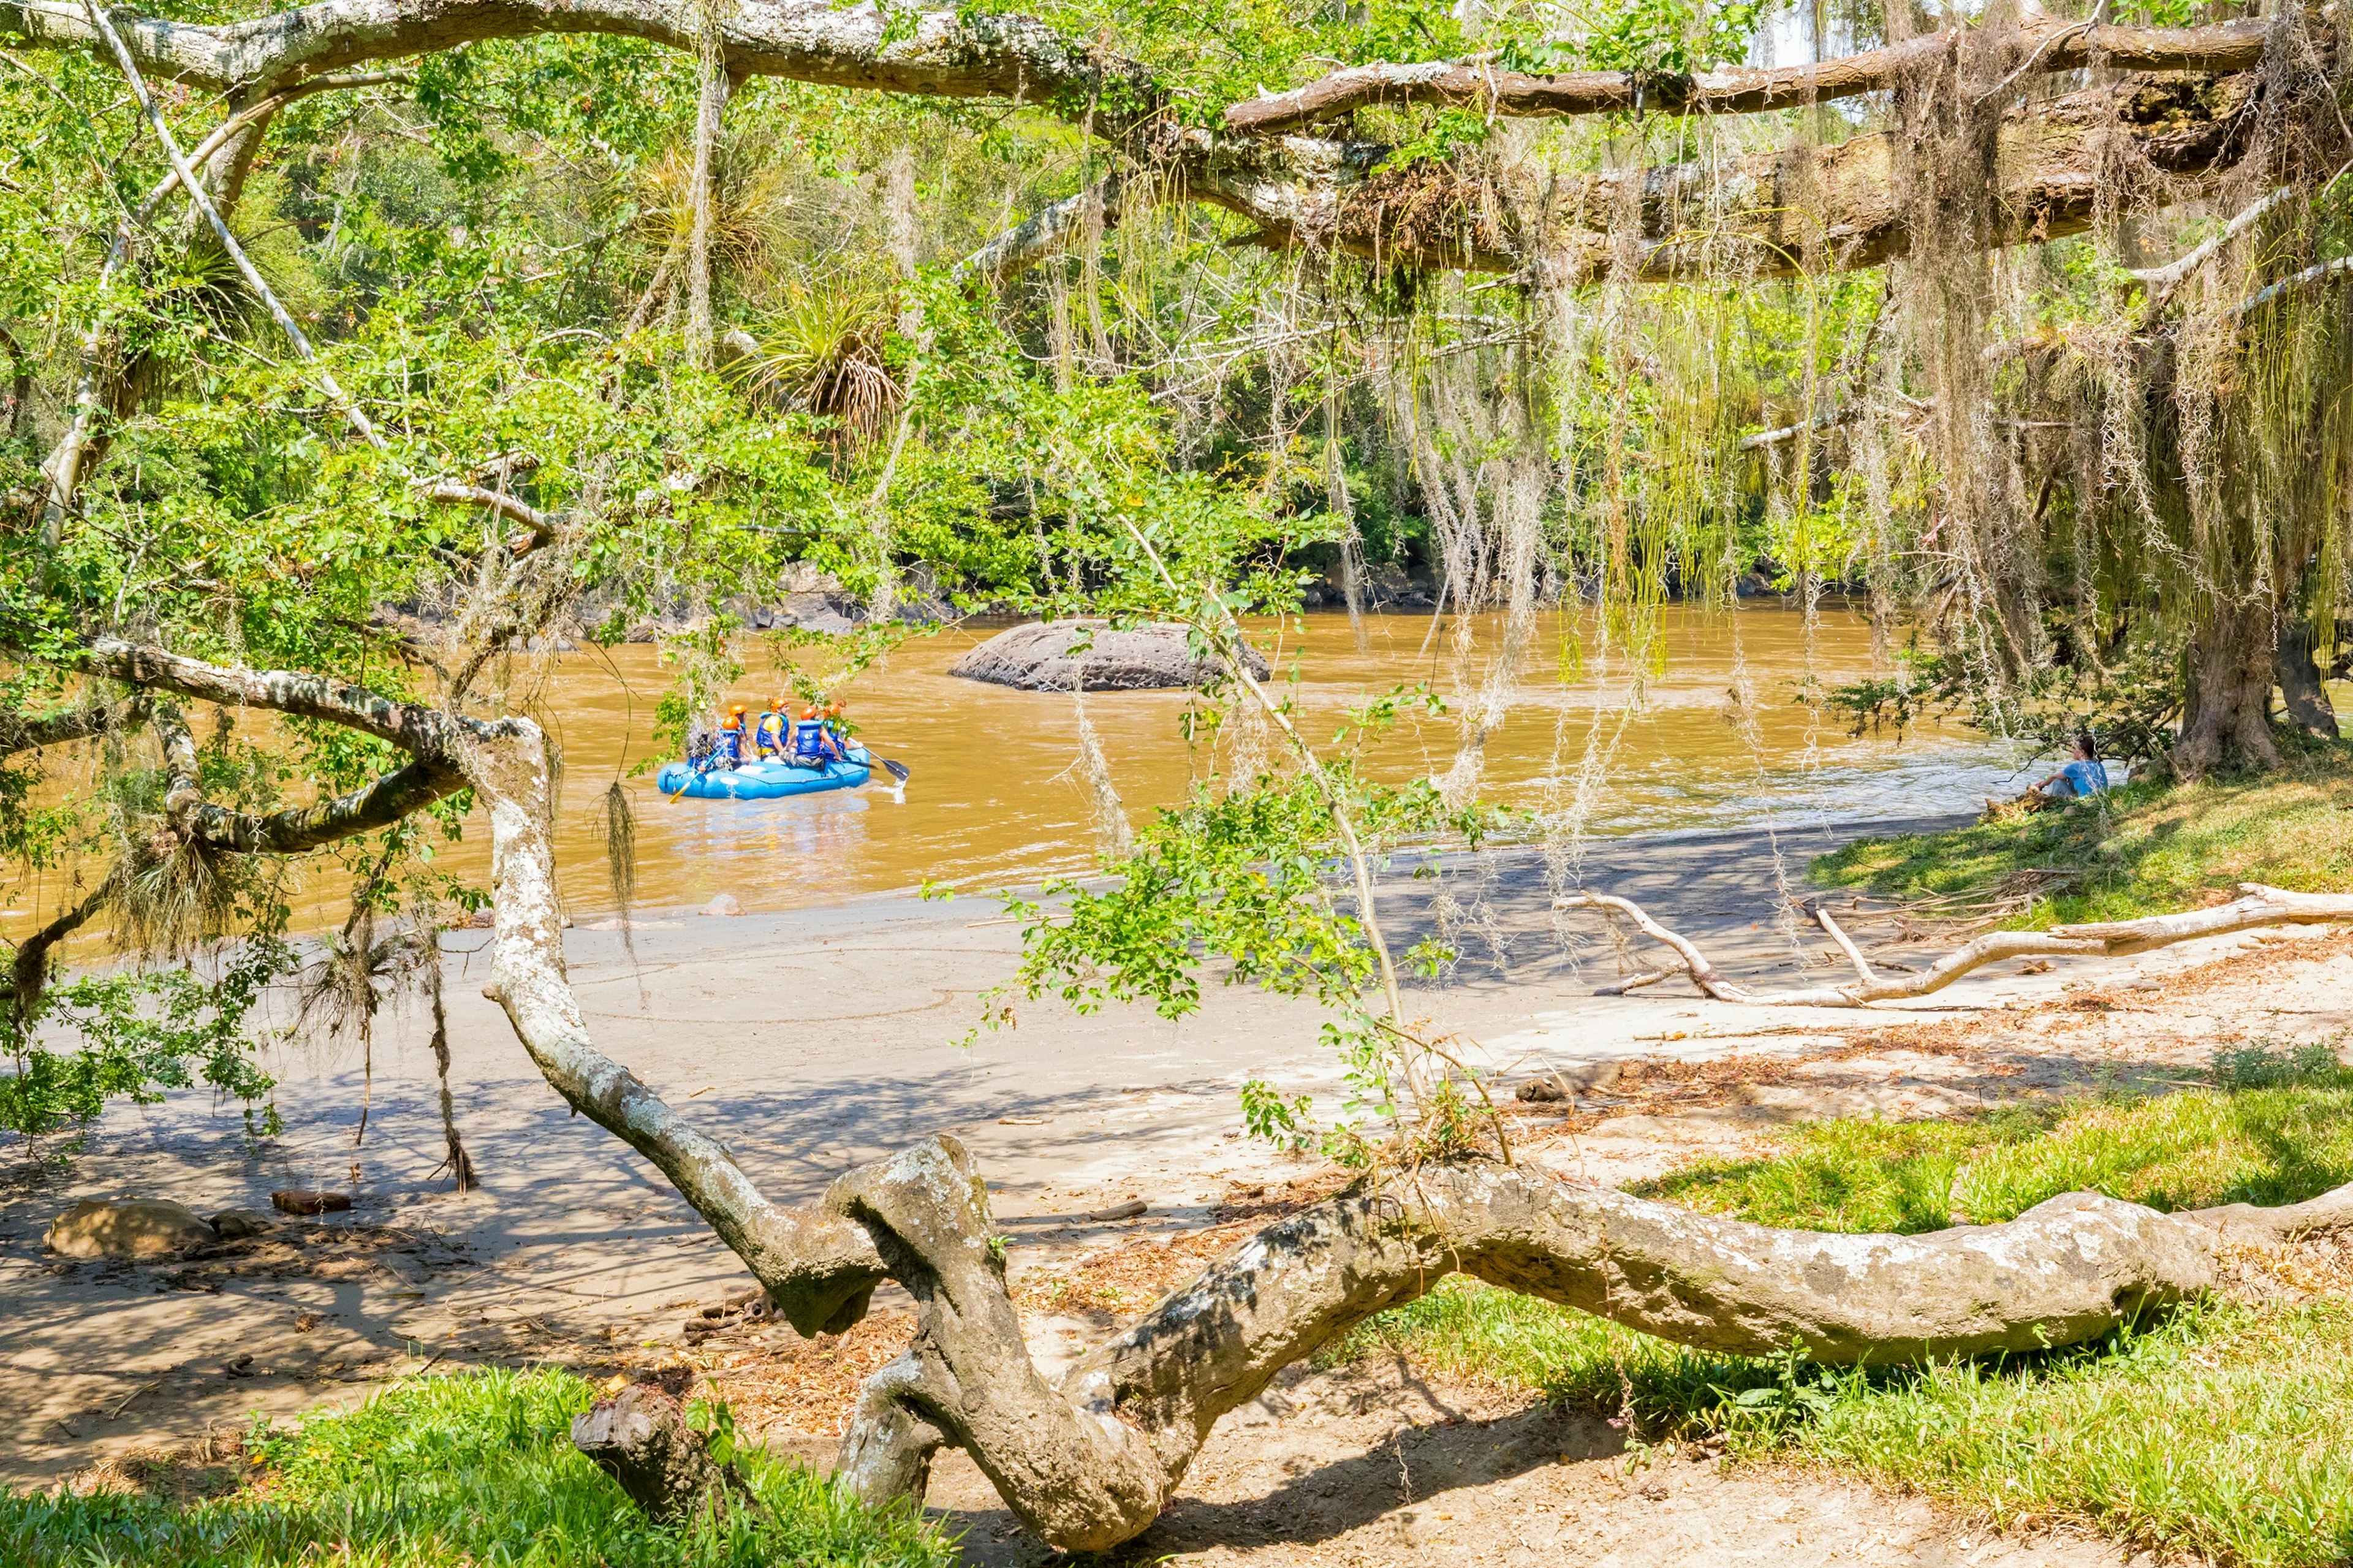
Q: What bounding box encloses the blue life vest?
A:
[792,719,833,764]
[753,710,789,757]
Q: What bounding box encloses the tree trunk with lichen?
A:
[2277,619,2340,740]
[571,1383,750,1523]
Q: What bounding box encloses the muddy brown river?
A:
[4,604,2024,934]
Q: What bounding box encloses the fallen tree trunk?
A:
[1557,883,2353,1006]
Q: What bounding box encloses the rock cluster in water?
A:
[949,619,1270,691]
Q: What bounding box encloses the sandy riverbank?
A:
[8,812,2350,1562]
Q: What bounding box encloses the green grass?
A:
[1641,1048,2353,1230]
[0,1367,952,1567]
[1330,1046,2353,1567]
[1812,747,2353,924]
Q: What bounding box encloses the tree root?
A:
[1556,883,2353,1006]
[803,1137,2327,1553]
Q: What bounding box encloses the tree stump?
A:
[570,1384,747,1524]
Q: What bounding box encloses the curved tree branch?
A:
[1,1,1151,116]
[194,759,468,854]
[1221,16,2272,135]
[956,172,1125,286]
[460,716,888,1335]
[2,869,119,1030]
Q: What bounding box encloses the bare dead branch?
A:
[1815,905,1877,985]
[1557,884,2353,1006]
[956,172,1125,286]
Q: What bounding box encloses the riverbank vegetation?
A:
[0,1368,950,1568]
[6,0,2353,1555]
[1332,1043,2353,1566]
[1816,742,2353,925]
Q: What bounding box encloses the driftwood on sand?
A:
[1557,883,2353,1007]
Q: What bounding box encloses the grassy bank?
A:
[1813,746,2353,924]
[1329,1045,2353,1566]
[0,1368,950,1568]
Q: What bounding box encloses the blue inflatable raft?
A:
[656,748,873,801]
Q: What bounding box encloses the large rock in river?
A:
[949,620,1269,692]
[45,1199,217,1259]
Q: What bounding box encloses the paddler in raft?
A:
[751,708,792,760]
[787,701,851,770]
[714,703,751,770]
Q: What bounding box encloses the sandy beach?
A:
[11,811,2352,1562]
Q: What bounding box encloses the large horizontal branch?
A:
[1223,16,2270,135]
[816,1131,2315,1554]
[184,757,466,854]
[1182,67,2264,280]
[1557,881,2353,1006]
[70,637,491,759]
[2,1,1148,116]
[0,695,148,758]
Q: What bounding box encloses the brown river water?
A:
[5,604,2025,934]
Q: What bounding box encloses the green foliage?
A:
[0,1366,951,1567]
[1823,640,2181,764]
[996,770,1395,1022]
[1,937,290,1146]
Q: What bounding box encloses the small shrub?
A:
[2211,1037,2350,1091]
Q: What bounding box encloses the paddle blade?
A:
[880,758,911,784]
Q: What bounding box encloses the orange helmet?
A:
[801,704,820,720]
